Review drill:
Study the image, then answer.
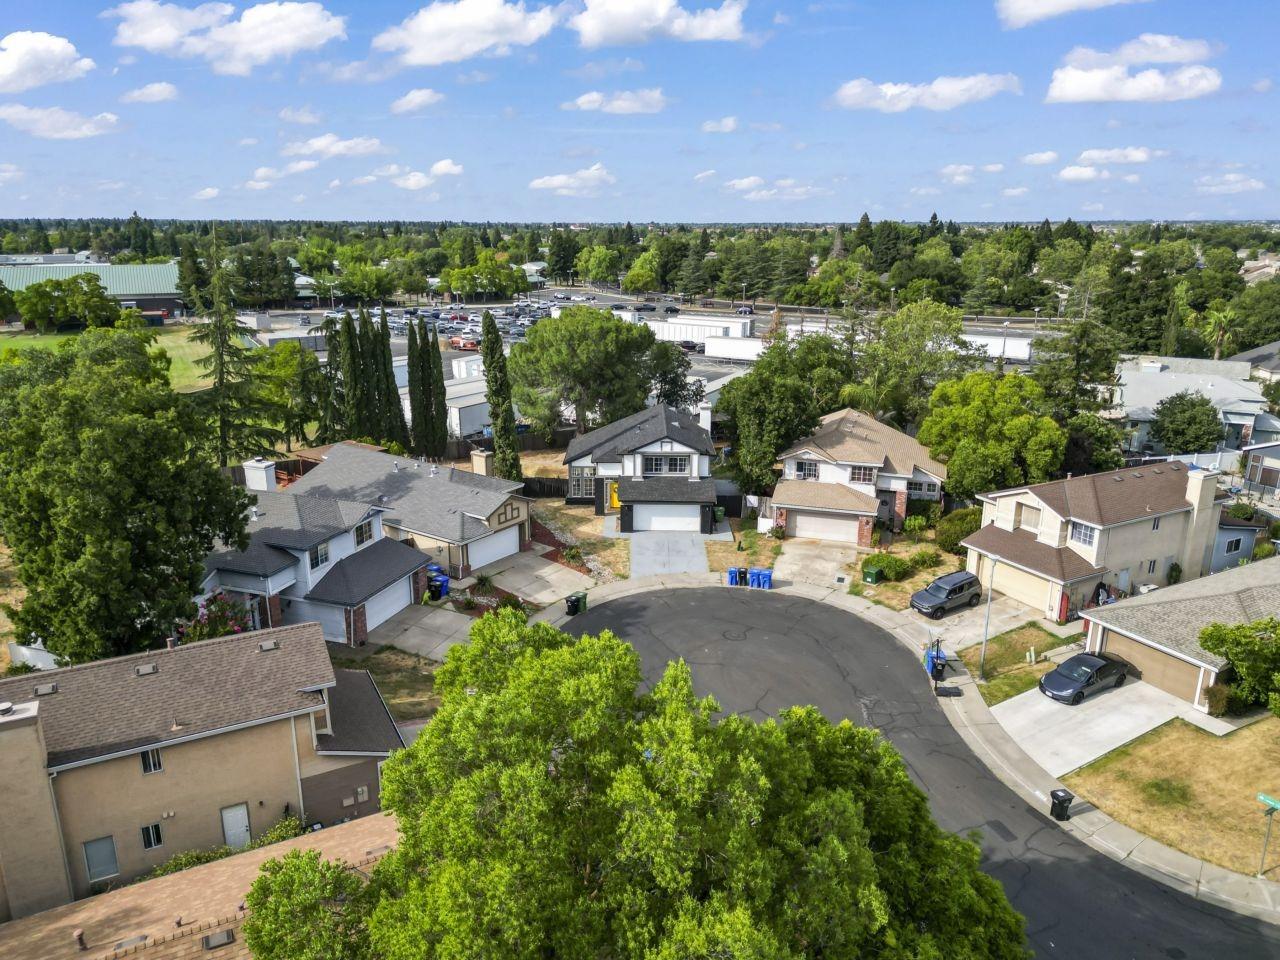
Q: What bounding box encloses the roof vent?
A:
[1169,462,1183,471]
[135,663,158,677]
[257,638,280,652]
[1131,471,1143,478]
[1152,467,1164,474]
[1112,476,1124,482]
[35,682,58,696]
[0,702,13,716]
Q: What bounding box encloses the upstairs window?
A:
[796,461,820,480]
[140,748,163,775]
[141,823,164,850]
[354,520,374,547]
[849,465,875,484]
[1069,522,1096,547]
[309,541,329,570]
[643,456,689,475]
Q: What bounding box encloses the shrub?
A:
[145,815,304,881]
[561,544,583,566]
[1205,682,1232,717]
[4,661,37,676]
[870,528,881,547]
[179,591,253,643]
[861,552,913,582]
[1254,541,1277,561]
[909,548,943,571]
[473,573,495,595]
[1227,501,1256,521]
[461,595,477,610]
[1270,520,1280,541]
[906,499,943,527]
[768,524,785,540]
[1166,562,1182,585]
[743,508,758,524]
[496,594,526,613]
[936,507,982,555]
[903,515,928,542]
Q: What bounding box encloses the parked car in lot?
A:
[1039,653,1129,705]
[608,303,627,311]
[449,335,479,351]
[663,306,680,314]
[677,340,701,353]
[737,306,754,315]
[634,303,656,312]
[909,571,981,619]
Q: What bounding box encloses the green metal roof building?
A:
[0,263,181,300]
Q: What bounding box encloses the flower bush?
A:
[180,592,253,643]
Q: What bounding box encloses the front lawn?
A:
[0,326,211,392]
[532,501,629,579]
[845,533,963,611]
[706,520,782,572]
[957,623,1068,705]
[1066,716,1280,876]
[330,646,440,723]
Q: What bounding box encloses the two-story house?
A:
[1242,438,1280,502]
[961,462,1224,623]
[286,442,532,578]
[0,623,401,919]
[202,462,431,646]
[563,404,719,533]
[763,409,946,544]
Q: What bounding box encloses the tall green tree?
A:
[480,312,523,481]
[0,329,249,662]
[378,318,409,448]
[255,341,324,452]
[649,340,705,410]
[406,321,428,456]
[1199,618,1280,713]
[426,324,448,456]
[1031,317,1119,422]
[252,610,1025,959]
[244,850,373,960]
[1150,390,1225,454]
[337,312,369,439]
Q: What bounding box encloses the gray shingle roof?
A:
[564,404,715,464]
[1229,339,1280,375]
[617,477,718,504]
[315,669,404,755]
[993,462,1198,527]
[0,623,333,769]
[1083,557,1280,669]
[962,524,1106,583]
[287,443,523,544]
[0,263,180,297]
[306,537,428,606]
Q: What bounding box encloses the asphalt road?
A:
[568,588,1280,960]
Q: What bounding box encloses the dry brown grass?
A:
[1066,716,1280,875]
[532,501,629,579]
[957,623,1067,705]
[446,448,567,478]
[706,520,782,573]
[0,541,23,672]
[330,646,440,723]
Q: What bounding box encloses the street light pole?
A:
[978,557,997,680]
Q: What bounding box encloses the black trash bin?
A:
[736,567,748,586]
[566,594,581,616]
[1049,788,1074,821]
[427,578,443,602]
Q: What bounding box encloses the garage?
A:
[787,509,861,542]
[973,554,1053,615]
[466,525,520,570]
[1096,629,1204,703]
[364,576,413,632]
[632,503,701,532]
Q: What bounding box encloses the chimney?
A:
[471,449,494,477]
[1180,466,1221,579]
[243,457,276,492]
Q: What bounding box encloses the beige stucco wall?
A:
[52,717,308,898]
[1093,513,1193,587]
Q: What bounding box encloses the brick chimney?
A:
[243,457,276,493]
[470,449,494,477]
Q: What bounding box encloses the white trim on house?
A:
[1081,616,1221,671]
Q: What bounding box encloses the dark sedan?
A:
[1039,652,1129,705]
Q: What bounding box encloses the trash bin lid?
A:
[1050,788,1074,801]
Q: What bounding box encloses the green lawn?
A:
[0,326,211,392]
[958,623,1071,706]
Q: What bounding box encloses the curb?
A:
[544,574,1280,926]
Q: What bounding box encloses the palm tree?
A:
[1204,305,1239,361]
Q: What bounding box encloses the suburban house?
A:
[1213,508,1268,572]
[1107,355,1279,454]
[0,623,401,919]
[962,462,1224,623]
[761,409,946,545]
[564,404,719,533]
[1229,339,1280,383]
[1082,556,1280,711]
[287,441,531,577]
[1242,439,1280,502]
[201,460,431,646]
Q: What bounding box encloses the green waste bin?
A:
[572,591,588,612]
[862,567,883,585]
[714,506,726,523]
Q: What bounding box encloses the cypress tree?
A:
[380,317,409,448]
[338,312,365,438]
[426,322,448,456]
[357,311,380,438]
[407,321,429,455]
[481,312,523,481]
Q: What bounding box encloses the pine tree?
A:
[407,321,429,455]
[853,212,874,250]
[379,317,409,447]
[338,312,366,438]
[481,312,523,481]
[426,324,448,456]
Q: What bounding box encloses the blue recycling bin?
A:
[426,562,443,575]
[433,574,450,598]
[748,568,762,588]
[760,569,772,590]
[727,566,739,586]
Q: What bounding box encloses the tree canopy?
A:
[1150,390,1225,455]
[481,311,523,481]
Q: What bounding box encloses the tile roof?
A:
[780,408,946,479]
[616,476,718,504]
[315,670,404,755]
[962,523,1105,583]
[305,537,428,606]
[1083,557,1280,669]
[993,461,1200,526]
[287,442,523,544]
[564,404,715,464]
[770,478,879,514]
[0,263,180,297]
[0,624,333,769]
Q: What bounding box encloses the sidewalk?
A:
[542,572,1280,926]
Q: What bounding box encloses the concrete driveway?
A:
[772,539,862,587]
[991,680,1186,777]
[935,593,1067,650]
[369,602,475,661]
[629,532,710,578]
[477,550,594,605]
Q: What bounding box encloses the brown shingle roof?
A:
[962,524,1105,583]
[0,624,333,769]
[316,669,404,755]
[770,479,879,514]
[780,409,946,479]
[995,462,1195,526]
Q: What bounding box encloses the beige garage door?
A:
[788,509,860,542]
[974,555,1053,613]
[1100,630,1202,703]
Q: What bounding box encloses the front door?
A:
[220,802,251,849]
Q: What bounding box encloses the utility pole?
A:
[978,557,998,680]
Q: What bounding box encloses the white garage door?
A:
[467,525,520,570]
[364,576,413,631]
[788,509,861,542]
[633,503,701,531]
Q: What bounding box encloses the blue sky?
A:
[0,0,1275,222]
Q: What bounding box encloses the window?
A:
[907,481,924,494]
[1146,559,1157,575]
[495,502,518,524]
[83,836,118,882]
[1226,537,1243,555]
[849,465,875,484]
[1152,516,1160,531]
[1069,522,1096,547]
[796,460,820,480]
[569,466,595,499]
[141,823,164,850]
[354,520,374,547]
[926,483,937,493]
[642,455,689,475]
[140,748,162,775]
[1015,504,1042,532]
[308,541,329,570]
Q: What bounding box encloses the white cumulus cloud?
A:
[940,163,975,184]
[373,0,558,67]
[725,175,764,191]
[1002,186,1030,196]
[279,104,321,124]
[1077,146,1164,164]
[121,80,178,102]
[0,163,23,184]
[430,158,464,177]
[238,136,259,146]
[105,0,346,76]
[0,104,119,139]
[1063,33,1214,68]
[1196,173,1265,195]
[1022,150,1058,164]
[693,168,716,181]
[390,88,445,114]
[833,73,1021,112]
[0,30,95,93]
[253,159,319,180]
[996,0,1150,29]
[743,179,831,202]
[1057,164,1110,181]
[192,186,219,199]
[1047,35,1221,103]
[981,163,1004,173]
[529,161,615,197]
[281,132,384,157]
[700,115,737,132]
[570,0,746,47]
[561,87,667,113]
[910,186,942,196]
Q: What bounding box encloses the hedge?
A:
[936,507,982,555]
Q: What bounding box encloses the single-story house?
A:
[1212,507,1268,572]
[1242,439,1280,501]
